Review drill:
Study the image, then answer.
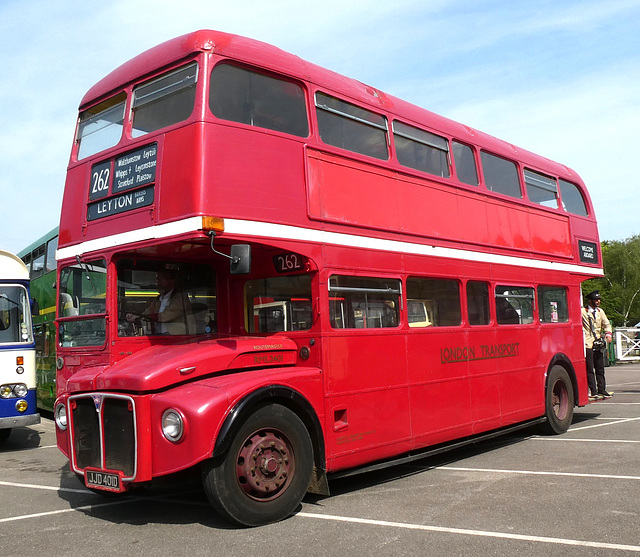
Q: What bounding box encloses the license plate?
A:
[84,468,124,492]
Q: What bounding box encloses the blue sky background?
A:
[1,0,639,254]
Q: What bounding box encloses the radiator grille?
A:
[70,394,136,478]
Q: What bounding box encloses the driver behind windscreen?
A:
[126,269,195,335]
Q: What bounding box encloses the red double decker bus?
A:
[54,30,602,526]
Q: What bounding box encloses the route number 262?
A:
[91,167,110,195]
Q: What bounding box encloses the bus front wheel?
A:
[202,404,313,527]
[542,365,574,434]
[0,428,10,443]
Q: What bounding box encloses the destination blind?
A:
[88,143,157,202]
[87,186,154,221]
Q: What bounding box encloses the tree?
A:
[582,235,640,327]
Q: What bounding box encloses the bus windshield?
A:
[117,259,216,337]
[0,285,33,345]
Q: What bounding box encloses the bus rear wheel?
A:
[202,404,313,527]
[542,365,574,434]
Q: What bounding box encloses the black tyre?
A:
[541,365,574,434]
[0,428,11,443]
[202,404,313,527]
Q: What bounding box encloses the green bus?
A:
[18,227,58,412]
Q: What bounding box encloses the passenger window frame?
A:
[315,92,389,160]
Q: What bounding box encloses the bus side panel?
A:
[307,150,573,259]
[323,333,412,470]
[495,327,545,424]
[465,327,503,433]
[406,330,473,447]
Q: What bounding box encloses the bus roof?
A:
[80,30,579,181]
[17,226,59,259]
[0,250,29,281]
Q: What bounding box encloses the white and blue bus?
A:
[0,249,39,443]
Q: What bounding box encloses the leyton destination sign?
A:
[87,186,154,221]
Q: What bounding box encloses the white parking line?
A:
[3,477,639,551]
[295,512,640,552]
[533,437,640,444]
[571,417,640,431]
[437,466,640,481]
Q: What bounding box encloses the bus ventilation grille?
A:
[71,395,136,477]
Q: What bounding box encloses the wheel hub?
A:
[236,429,294,501]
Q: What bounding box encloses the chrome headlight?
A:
[162,409,184,443]
[55,403,68,430]
[13,384,28,398]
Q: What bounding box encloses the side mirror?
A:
[31,297,40,316]
[230,245,251,275]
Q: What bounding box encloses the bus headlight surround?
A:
[55,403,68,430]
[162,409,184,443]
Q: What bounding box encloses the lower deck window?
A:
[467,281,490,325]
[245,275,312,333]
[538,286,569,323]
[495,286,534,325]
[329,276,400,329]
[406,277,461,327]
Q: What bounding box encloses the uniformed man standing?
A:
[582,290,613,400]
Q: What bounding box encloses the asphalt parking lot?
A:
[1,364,639,556]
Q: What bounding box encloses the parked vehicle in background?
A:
[0,250,39,442]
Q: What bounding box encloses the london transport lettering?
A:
[441,343,520,364]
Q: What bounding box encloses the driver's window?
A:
[117,259,216,336]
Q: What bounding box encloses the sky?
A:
[1,0,639,255]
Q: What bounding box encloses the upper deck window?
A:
[132,63,198,137]
[209,64,309,137]
[524,169,558,209]
[393,121,450,178]
[452,141,479,186]
[316,93,388,160]
[481,151,522,199]
[559,179,588,216]
[77,93,126,160]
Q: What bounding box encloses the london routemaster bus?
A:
[54,30,603,526]
[0,250,39,442]
[18,227,59,412]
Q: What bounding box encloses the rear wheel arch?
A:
[547,353,578,404]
